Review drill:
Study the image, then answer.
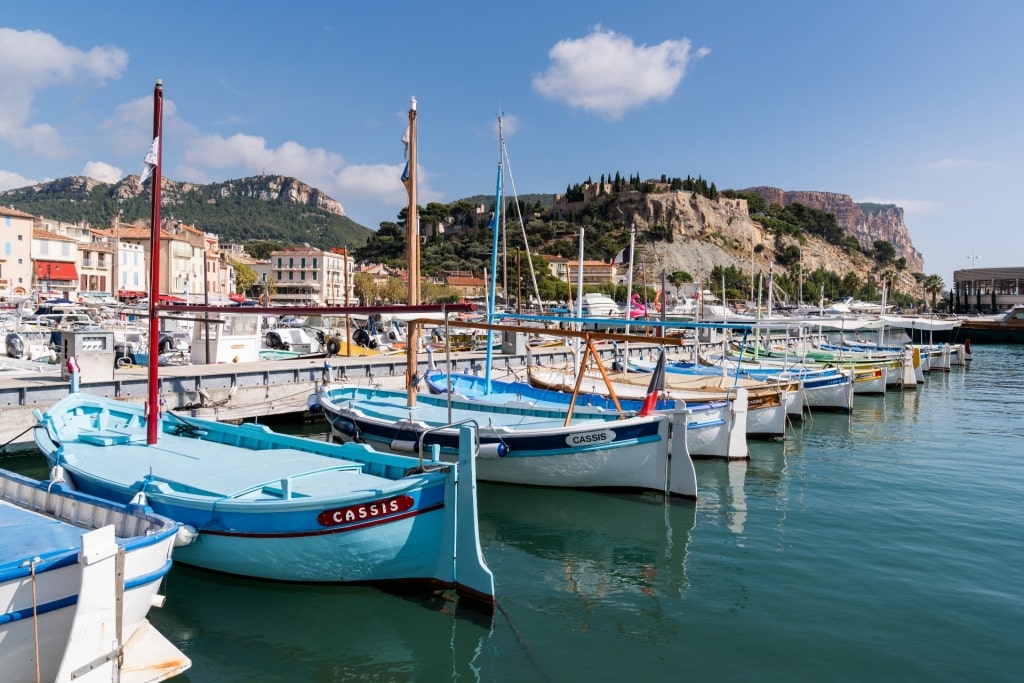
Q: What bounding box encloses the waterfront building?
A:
[0,205,36,299]
[952,266,1024,313]
[31,227,80,301]
[269,245,355,305]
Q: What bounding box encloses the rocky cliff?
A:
[742,187,923,273]
[211,176,346,216]
[596,188,920,297]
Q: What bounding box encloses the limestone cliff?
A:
[574,188,920,297]
[212,176,346,216]
[742,187,923,272]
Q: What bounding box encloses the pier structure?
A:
[0,345,606,451]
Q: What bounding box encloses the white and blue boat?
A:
[423,370,749,460]
[315,384,697,498]
[1,466,190,682]
[33,390,495,604]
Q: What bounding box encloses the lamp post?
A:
[179,270,195,302]
[966,250,981,312]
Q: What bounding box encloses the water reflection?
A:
[478,484,696,605]
[695,459,750,535]
[153,566,495,682]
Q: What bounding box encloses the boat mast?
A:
[484,115,503,394]
[404,97,420,407]
[146,79,164,445]
[623,223,636,369]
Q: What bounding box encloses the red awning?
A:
[157,294,187,303]
[229,293,245,302]
[35,260,78,281]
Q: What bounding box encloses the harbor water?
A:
[5,345,1023,681]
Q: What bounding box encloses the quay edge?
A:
[0,346,594,452]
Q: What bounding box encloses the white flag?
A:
[401,126,410,159]
[139,137,159,184]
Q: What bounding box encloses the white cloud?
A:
[336,163,441,206]
[82,160,122,183]
[0,169,36,192]
[175,132,443,208]
[533,27,702,120]
[0,28,128,157]
[178,133,343,183]
[101,94,182,157]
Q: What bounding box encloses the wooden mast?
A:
[146,79,163,445]
[404,97,419,406]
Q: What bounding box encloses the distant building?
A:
[952,266,1024,313]
[542,255,620,287]
[444,274,487,297]
[31,228,80,301]
[270,246,355,305]
[0,205,36,298]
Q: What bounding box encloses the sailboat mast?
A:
[146,79,164,445]
[405,97,420,407]
[484,116,503,393]
[623,223,636,366]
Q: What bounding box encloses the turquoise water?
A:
[5,346,1023,681]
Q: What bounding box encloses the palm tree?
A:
[923,274,945,311]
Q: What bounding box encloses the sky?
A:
[1,1,1021,286]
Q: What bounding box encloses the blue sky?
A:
[1,1,1021,285]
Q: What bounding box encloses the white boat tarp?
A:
[878,315,962,331]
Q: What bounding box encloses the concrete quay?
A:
[0,344,590,452]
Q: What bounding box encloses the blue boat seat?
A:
[78,428,148,446]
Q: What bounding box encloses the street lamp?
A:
[179,270,195,300]
[966,250,981,268]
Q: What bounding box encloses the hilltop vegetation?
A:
[0,175,373,249]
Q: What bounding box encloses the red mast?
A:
[146,80,163,445]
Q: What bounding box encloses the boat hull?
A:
[33,391,494,601]
[424,371,748,460]
[0,469,182,682]
[318,385,688,495]
[527,366,787,440]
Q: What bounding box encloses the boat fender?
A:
[306,393,322,413]
[478,442,509,458]
[326,338,341,355]
[47,465,73,491]
[175,524,198,547]
[335,417,359,438]
[390,439,419,453]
